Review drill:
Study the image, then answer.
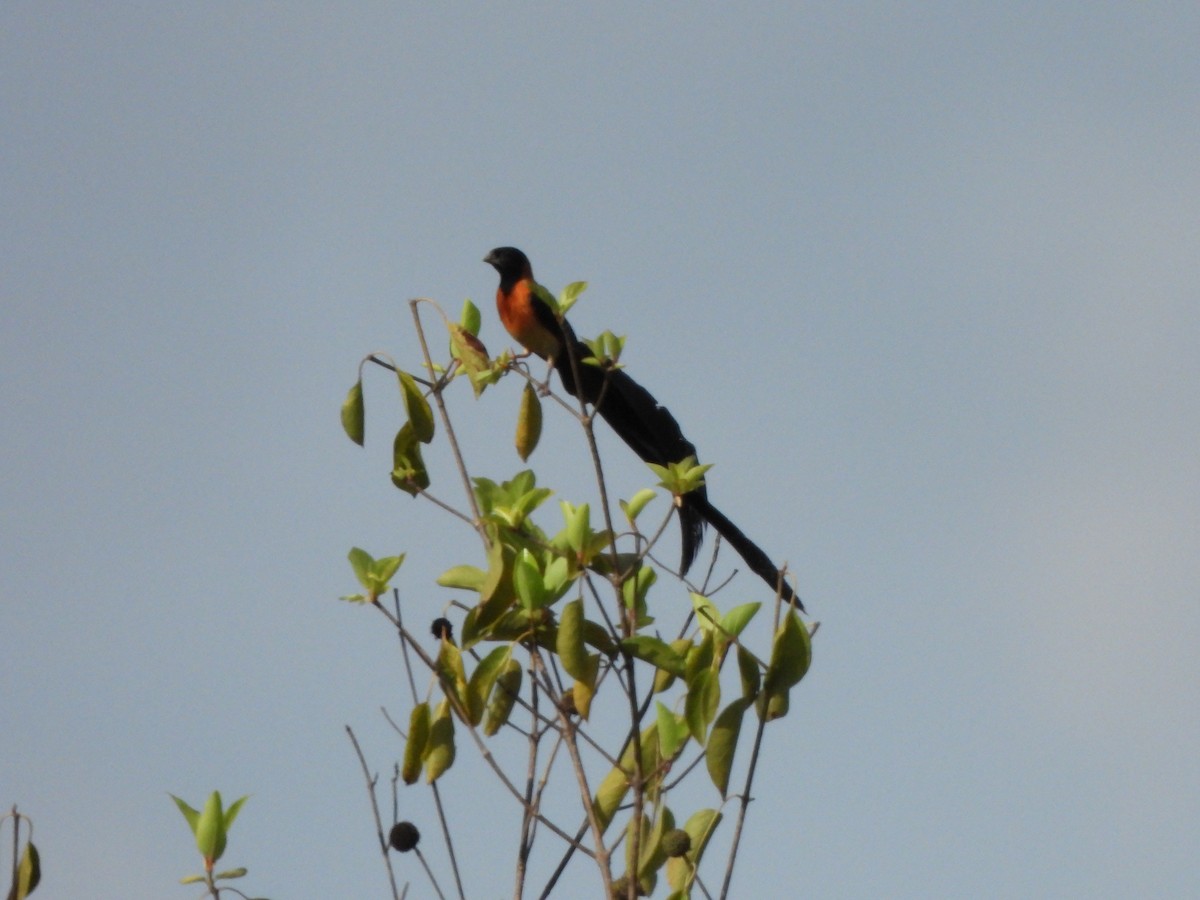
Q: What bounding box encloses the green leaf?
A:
[512,549,546,611]
[571,653,600,720]
[648,455,713,497]
[401,702,431,784]
[397,369,434,443]
[706,698,750,796]
[424,699,456,783]
[667,809,723,892]
[180,874,205,885]
[541,555,572,598]
[620,635,686,678]
[639,806,675,883]
[223,795,249,832]
[653,638,692,693]
[391,422,430,495]
[347,547,375,592]
[558,280,587,315]
[763,609,812,695]
[557,598,588,681]
[684,631,714,683]
[170,794,201,835]
[483,659,522,736]
[684,668,720,743]
[515,382,542,461]
[215,867,248,880]
[759,610,811,721]
[436,564,486,592]
[479,530,508,606]
[737,644,762,699]
[561,501,591,555]
[690,592,721,633]
[341,378,365,446]
[719,602,761,639]
[466,645,511,725]
[460,298,482,335]
[622,563,657,615]
[436,640,469,712]
[620,488,657,523]
[10,840,40,900]
[373,554,404,588]
[448,322,492,396]
[760,689,790,721]
[655,702,689,760]
[592,765,630,835]
[195,791,227,864]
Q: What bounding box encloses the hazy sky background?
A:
[3,5,1198,898]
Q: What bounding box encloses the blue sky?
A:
[3,4,1198,897]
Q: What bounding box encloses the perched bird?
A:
[484,246,802,610]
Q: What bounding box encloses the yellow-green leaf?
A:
[448,321,492,396]
[557,598,588,681]
[12,840,40,900]
[706,698,750,796]
[591,723,661,833]
[684,668,719,744]
[436,564,486,592]
[436,640,469,713]
[460,298,481,335]
[654,638,693,693]
[620,488,657,524]
[391,422,430,495]
[684,631,714,683]
[512,548,546,611]
[483,659,522,736]
[571,653,600,720]
[170,794,201,835]
[195,791,227,864]
[466,645,511,725]
[620,635,687,678]
[397,370,434,443]
[341,378,365,446]
[737,644,762,699]
[402,702,431,784]
[424,700,456,782]
[719,602,761,638]
[515,382,542,461]
[690,592,721,633]
[656,701,688,760]
[667,809,723,892]
[763,609,812,695]
[347,547,375,591]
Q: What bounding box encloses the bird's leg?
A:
[535,355,556,396]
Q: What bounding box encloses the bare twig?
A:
[413,846,449,900]
[408,299,484,528]
[346,725,402,900]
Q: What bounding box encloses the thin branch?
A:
[408,299,484,528]
[413,846,449,900]
[346,725,402,900]
[391,590,466,900]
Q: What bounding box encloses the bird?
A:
[483,246,803,610]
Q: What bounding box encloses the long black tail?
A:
[686,494,804,611]
[552,342,802,609]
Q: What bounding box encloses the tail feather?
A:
[688,494,804,611]
[555,348,707,572]
[553,342,800,608]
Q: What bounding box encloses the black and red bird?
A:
[484,246,803,610]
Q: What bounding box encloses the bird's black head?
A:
[483,246,532,290]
